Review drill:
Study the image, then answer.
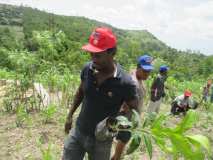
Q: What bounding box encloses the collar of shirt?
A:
[88,62,121,79]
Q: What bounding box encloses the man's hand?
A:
[64,117,72,134]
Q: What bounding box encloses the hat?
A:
[184,90,192,97]
[159,65,169,72]
[82,27,117,53]
[137,55,153,71]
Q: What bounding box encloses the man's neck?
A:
[98,61,116,76]
[135,69,142,82]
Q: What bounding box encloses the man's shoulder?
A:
[117,67,135,86]
[176,95,184,100]
[82,62,93,71]
[80,62,93,80]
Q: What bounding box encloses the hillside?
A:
[0,3,213,79]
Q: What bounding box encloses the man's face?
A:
[184,96,189,100]
[90,51,113,71]
[161,71,168,81]
[136,68,151,80]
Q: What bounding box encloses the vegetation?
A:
[0,3,213,79]
[0,3,213,160]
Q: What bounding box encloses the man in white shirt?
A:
[171,90,192,115]
[111,55,153,160]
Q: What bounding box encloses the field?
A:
[0,73,212,160]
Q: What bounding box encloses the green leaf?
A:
[186,134,211,155]
[153,136,174,154]
[169,134,194,159]
[143,133,153,159]
[131,109,141,128]
[174,110,198,133]
[184,137,205,160]
[126,134,141,155]
[151,114,167,129]
[142,112,157,128]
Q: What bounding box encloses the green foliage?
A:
[0,69,16,79]
[142,133,153,159]
[174,110,199,133]
[41,104,57,123]
[126,134,141,155]
[1,3,213,79]
[0,26,22,50]
[36,138,56,160]
[118,110,211,159]
[150,110,211,159]
[16,104,29,127]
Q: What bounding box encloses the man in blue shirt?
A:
[62,27,139,160]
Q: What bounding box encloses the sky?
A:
[0,0,213,55]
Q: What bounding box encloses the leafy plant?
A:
[36,138,56,160]
[117,110,211,160]
[41,104,57,123]
[16,104,29,127]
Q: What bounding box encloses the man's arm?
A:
[125,99,139,113]
[64,82,84,134]
[150,78,159,101]
[111,98,139,160]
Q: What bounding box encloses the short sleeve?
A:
[122,77,138,102]
[80,62,91,81]
[116,131,131,143]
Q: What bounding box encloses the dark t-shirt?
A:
[151,74,166,101]
[76,62,137,136]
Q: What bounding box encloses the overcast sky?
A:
[0,0,213,55]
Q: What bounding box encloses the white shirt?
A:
[174,95,190,108]
[130,69,146,113]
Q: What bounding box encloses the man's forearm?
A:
[67,84,84,119]
[126,99,139,113]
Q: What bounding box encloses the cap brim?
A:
[82,44,105,53]
[141,65,154,71]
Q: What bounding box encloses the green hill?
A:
[0,3,213,79]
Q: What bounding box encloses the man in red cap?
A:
[171,90,192,115]
[62,27,139,160]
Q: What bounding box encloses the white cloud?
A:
[0,0,212,54]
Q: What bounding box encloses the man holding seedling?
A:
[148,65,169,113]
[62,27,139,160]
[111,55,154,160]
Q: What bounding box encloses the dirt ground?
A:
[0,83,213,160]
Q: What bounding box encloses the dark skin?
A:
[65,50,139,134]
[136,67,151,81]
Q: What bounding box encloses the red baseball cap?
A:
[184,90,192,97]
[82,27,117,53]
